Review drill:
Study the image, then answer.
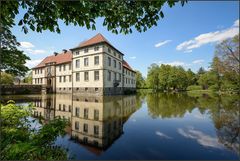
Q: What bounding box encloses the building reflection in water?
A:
[32,94,138,153]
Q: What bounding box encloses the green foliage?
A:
[23,71,33,84]
[198,71,217,89]
[1,0,186,35]
[186,85,202,91]
[0,72,14,85]
[135,70,146,89]
[147,63,160,89]
[1,101,68,160]
[146,64,193,91]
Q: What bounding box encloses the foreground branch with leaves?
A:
[0,101,68,160]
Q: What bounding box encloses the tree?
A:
[1,101,68,160]
[198,71,217,89]
[197,67,206,75]
[23,71,33,84]
[135,70,145,89]
[1,0,186,35]
[214,34,239,92]
[158,64,172,90]
[186,69,197,86]
[0,72,14,85]
[146,63,160,90]
[1,0,186,76]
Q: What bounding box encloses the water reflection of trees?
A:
[146,92,239,156]
[146,93,197,118]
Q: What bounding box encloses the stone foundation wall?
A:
[56,87,72,93]
[1,85,42,95]
[71,87,124,95]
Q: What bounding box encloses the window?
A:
[95,88,99,92]
[94,46,99,51]
[75,51,79,55]
[126,78,127,84]
[75,107,80,117]
[75,59,80,68]
[94,56,99,65]
[40,69,42,74]
[63,64,66,71]
[63,76,66,82]
[119,73,121,81]
[84,72,89,81]
[108,57,111,66]
[119,62,121,70]
[69,75,72,82]
[84,57,88,66]
[94,125,99,135]
[59,65,61,72]
[114,72,117,81]
[84,108,88,119]
[108,71,111,81]
[94,110,99,120]
[94,71,99,81]
[85,88,88,91]
[75,121,79,130]
[35,70,37,74]
[83,124,88,132]
[114,52,116,56]
[76,72,80,81]
[108,48,111,53]
[69,64,71,70]
[84,48,88,53]
[63,104,65,111]
[59,104,61,110]
[59,76,62,82]
[118,54,121,59]
[69,105,71,112]
[114,59,116,68]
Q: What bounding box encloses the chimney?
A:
[62,49,67,53]
[54,52,58,56]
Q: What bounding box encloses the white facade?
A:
[32,34,136,95]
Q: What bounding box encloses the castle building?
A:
[32,34,136,95]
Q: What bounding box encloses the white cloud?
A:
[155,40,172,48]
[160,61,186,67]
[176,19,239,52]
[184,50,192,53]
[129,56,136,59]
[233,19,239,27]
[20,42,35,48]
[178,128,223,149]
[192,59,204,64]
[25,48,46,55]
[156,131,172,139]
[25,59,42,68]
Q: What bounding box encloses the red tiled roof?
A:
[123,60,136,73]
[32,51,72,69]
[78,33,110,48]
[71,33,124,55]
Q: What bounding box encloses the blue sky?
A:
[12,1,239,77]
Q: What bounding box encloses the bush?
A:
[187,85,202,91]
[209,84,219,91]
[1,101,69,160]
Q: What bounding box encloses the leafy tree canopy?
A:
[1,0,186,34]
[0,0,186,76]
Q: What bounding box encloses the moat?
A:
[2,92,239,160]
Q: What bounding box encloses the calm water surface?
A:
[2,92,239,160]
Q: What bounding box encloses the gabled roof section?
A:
[71,33,124,55]
[78,33,110,48]
[123,60,136,73]
[32,51,72,69]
